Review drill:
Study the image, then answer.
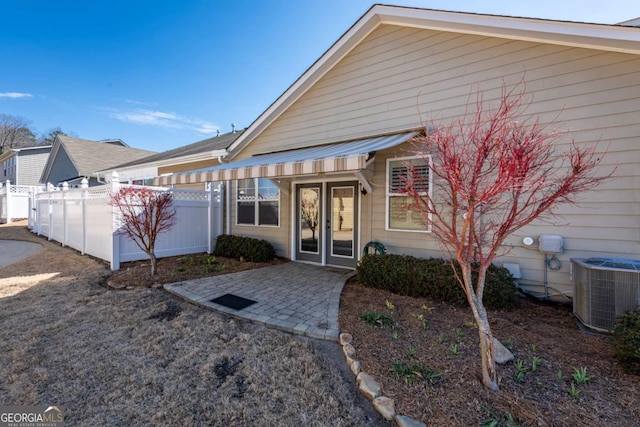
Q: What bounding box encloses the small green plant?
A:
[531,357,542,372]
[572,367,593,385]
[392,331,400,340]
[202,255,217,265]
[422,304,434,313]
[176,266,188,273]
[514,360,528,383]
[385,299,395,310]
[557,370,564,381]
[415,313,427,330]
[438,333,447,344]
[178,256,195,266]
[504,338,513,349]
[360,312,392,327]
[406,346,416,357]
[450,343,460,355]
[481,407,520,427]
[530,344,537,353]
[455,328,463,344]
[514,359,528,374]
[568,382,581,398]
[390,361,442,385]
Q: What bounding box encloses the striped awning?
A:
[155,132,416,186]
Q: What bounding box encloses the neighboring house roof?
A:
[225,4,640,159]
[40,135,156,184]
[105,129,244,172]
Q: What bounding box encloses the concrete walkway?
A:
[0,240,42,269]
[164,262,355,341]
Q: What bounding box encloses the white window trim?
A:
[235,178,281,228]
[385,155,432,233]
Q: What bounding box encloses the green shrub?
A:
[612,308,640,375]
[359,312,393,327]
[356,254,518,310]
[213,234,276,262]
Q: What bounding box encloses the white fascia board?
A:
[97,149,228,175]
[375,6,640,54]
[112,166,159,182]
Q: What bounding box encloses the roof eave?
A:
[376,7,640,54]
[96,149,228,174]
[225,5,640,158]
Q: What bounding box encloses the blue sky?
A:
[1,0,638,152]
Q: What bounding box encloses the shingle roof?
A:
[57,135,156,175]
[109,130,244,170]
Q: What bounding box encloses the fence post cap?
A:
[81,178,89,189]
[62,182,69,191]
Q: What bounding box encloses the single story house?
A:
[0,145,52,186]
[41,134,156,187]
[155,5,640,301]
[95,129,244,189]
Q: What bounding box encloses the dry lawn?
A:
[0,222,382,426]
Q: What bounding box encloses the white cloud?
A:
[0,92,33,99]
[107,107,219,134]
[124,99,158,107]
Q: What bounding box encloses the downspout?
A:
[225,180,231,235]
[217,152,231,235]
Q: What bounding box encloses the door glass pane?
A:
[331,187,354,257]
[299,187,320,253]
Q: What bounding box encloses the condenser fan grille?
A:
[572,258,640,332]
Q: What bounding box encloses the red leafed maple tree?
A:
[110,186,177,276]
[401,81,611,390]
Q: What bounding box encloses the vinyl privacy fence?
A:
[0,180,40,224]
[30,177,223,270]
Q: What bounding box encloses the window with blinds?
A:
[386,156,431,232]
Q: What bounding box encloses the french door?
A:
[295,181,358,268]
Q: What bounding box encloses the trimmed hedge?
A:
[613,308,640,375]
[356,254,519,311]
[213,234,276,262]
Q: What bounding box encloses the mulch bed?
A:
[107,253,287,288]
[339,278,640,426]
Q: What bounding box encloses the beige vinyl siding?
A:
[158,159,220,175]
[242,24,640,157]
[371,137,639,298]
[228,181,291,257]
[234,24,639,297]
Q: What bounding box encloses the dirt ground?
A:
[3,221,639,426]
[340,280,640,426]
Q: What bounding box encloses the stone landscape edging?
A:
[339,332,427,427]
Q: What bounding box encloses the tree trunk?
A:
[461,263,499,390]
[476,314,499,390]
[150,253,158,276]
